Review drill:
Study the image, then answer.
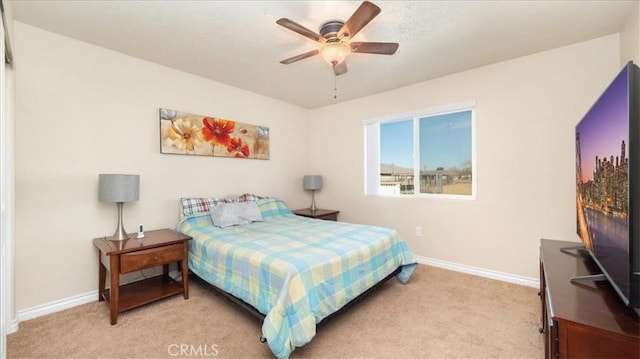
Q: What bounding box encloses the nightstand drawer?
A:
[292,208,339,221]
[120,244,183,273]
[316,212,338,221]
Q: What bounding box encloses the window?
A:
[364,101,476,199]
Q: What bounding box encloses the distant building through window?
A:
[380,163,414,194]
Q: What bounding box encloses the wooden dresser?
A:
[539,239,639,358]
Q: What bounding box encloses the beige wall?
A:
[621,3,640,65]
[13,23,310,310]
[307,34,621,280]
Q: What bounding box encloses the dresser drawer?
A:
[120,244,184,273]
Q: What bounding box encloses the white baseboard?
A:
[13,269,175,328]
[415,255,539,288]
[16,290,98,325]
[8,318,18,334]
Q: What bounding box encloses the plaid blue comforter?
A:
[177,211,417,358]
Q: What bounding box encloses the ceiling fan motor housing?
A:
[320,20,345,41]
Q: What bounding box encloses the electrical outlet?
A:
[415,226,422,237]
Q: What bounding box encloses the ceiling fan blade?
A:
[338,1,381,39]
[350,42,399,55]
[276,18,325,43]
[333,61,348,76]
[280,49,319,64]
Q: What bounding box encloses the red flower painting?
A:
[202,117,235,147]
[227,137,250,158]
[160,108,269,159]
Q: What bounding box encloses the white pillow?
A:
[209,201,263,228]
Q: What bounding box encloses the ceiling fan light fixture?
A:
[277,1,394,76]
[319,42,351,65]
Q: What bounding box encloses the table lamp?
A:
[303,175,322,211]
[99,174,140,240]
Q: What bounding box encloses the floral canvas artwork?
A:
[160,108,269,159]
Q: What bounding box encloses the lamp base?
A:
[110,202,130,241]
[309,190,318,212]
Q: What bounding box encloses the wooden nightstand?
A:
[293,208,340,221]
[93,228,192,325]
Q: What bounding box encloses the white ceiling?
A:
[8,0,639,109]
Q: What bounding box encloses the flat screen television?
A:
[575,61,640,310]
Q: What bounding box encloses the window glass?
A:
[364,102,475,199]
[380,120,414,195]
[419,110,472,195]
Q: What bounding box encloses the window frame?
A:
[363,100,477,200]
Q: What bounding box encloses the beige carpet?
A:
[8,265,543,358]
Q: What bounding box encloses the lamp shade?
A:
[303,175,323,191]
[98,174,140,202]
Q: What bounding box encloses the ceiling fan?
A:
[276,1,399,76]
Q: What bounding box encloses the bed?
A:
[176,196,417,358]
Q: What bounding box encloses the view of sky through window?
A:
[380,111,472,171]
[380,119,413,168]
[419,111,472,171]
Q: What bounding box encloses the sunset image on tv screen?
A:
[575,66,629,293]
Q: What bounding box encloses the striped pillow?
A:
[180,197,232,216]
[236,193,267,202]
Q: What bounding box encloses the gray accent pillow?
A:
[209,201,263,228]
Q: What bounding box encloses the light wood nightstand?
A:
[93,228,192,325]
[293,208,340,221]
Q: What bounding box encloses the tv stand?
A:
[569,273,606,284]
[558,244,610,284]
[540,239,639,358]
[559,245,589,257]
